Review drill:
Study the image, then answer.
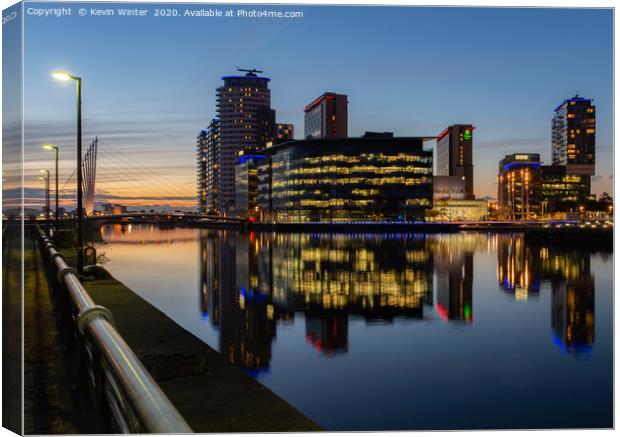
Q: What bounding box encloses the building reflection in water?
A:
[430,235,475,323]
[199,231,439,371]
[198,229,596,373]
[540,247,595,357]
[497,235,541,301]
[497,237,595,357]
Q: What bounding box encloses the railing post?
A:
[92,349,109,433]
[34,225,193,433]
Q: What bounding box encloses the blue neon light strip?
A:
[238,155,266,164]
[502,162,541,172]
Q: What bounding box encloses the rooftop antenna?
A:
[236,66,263,77]
[575,90,580,98]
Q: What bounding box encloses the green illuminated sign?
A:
[463,129,472,140]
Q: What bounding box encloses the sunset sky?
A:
[17,3,613,210]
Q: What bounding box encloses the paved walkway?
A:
[21,226,93,434]
[2,224,23,434]
[84,273,322,432]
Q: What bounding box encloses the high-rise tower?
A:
[196,119,220,213]
[216,68,275,212]
[436,125,475,199]
[551,95,595,197]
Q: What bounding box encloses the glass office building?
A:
[262,137,433,222]
[235,150,265,218]
[541,165,592,214]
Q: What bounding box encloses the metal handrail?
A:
[36,227,192,433]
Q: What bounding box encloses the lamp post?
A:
[43,144,59,231]
[39,170,50,225]
[53,70,84,274]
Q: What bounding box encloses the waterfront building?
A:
[427,199,488,222]
[551,95,596,202]
[427,176,486,221]
[257,157,272,220]
[436,125,475,199]
[551,95,595,175]
[304,92,348,139]
[432,175,467,200]
[196,129,208,213]
[196,119,220,213]
[275,123,294,143]
[497,153,542,220]
[216,69,275,212]
[541,165,592,215]
[261,136,433,222]
[234,148,266,217]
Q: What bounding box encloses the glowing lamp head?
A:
[42,144,57,151]
[52,70,73,81]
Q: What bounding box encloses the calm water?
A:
[95,224,613,430]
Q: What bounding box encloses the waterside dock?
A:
[79,269,322,432]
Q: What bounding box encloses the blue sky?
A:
[20,3,613,207]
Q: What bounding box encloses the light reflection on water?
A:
[96,224,612,430]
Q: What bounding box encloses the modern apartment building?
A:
[552,95,595,175]
[196,128,209,213]
[196,119,220,214]
[551,95,596,202]
[216,69,275,212]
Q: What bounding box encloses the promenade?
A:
[15,225,321,433]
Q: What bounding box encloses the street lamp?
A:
[39,170,50,222]
[43,144,59,231]
[52,69,84,274]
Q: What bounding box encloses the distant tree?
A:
[599,192,613,207]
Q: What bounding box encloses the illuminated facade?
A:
[196,129,208,213]
[304,92,348,139]
[216,71,275,212]
[436,125,474,199]
[234,149,265,217]
[541,165,592,214]
[432,175,466,200]
[196,119,220,214]
[257,158,272,216]
[427,199,488,222]
[551,95,595,175]
[497,153,542,220]
[262,137,434,222]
